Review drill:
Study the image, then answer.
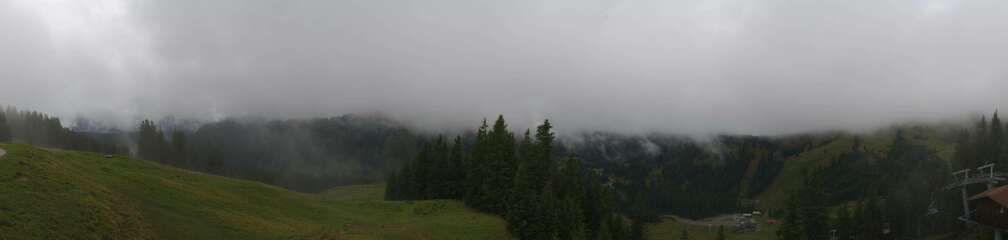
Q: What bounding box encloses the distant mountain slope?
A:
[0,144,507,240]
[754,125,957,209]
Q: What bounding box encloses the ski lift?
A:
[926,200,939,216]
[926,193,939,216]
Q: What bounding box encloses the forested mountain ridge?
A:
[0,107,126,154]
[561,132,828,219]
[136,115,421,192]
[1,105,994,239]
[0,107,424,193]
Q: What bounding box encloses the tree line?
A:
[136,115,420,192]
[954,111,1008,169]
[0,107,125,154]
[571,133,791,220]
[778,127,958,239]
[386,116,644,240]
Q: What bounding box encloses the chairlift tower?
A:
[944,163,1006,240]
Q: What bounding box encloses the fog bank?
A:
[2,0,1007,135]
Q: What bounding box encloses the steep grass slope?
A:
[0,144,508,240]
[755,126,956,209]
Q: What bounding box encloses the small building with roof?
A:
[970,185,1008,229]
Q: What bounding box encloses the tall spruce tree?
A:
[137,119,166,161]
[558,156,585,206]
[530,120,555,192]
[584,171,612,239]
[465,119,491,209]
[518,129,534,167]
[447,136,465,198]
[507,164,546,239]
[991,111,1004,165]
[483,115,516,213]
[428,136,449,198]
[977,115,990,163]
[557,194,587,240]
[414,144,432,199]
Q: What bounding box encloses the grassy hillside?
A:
[0,144,508,240]
[646,216,780,240]
[320,183,387,201]
[755,134,856,209]
[755,126,956,209]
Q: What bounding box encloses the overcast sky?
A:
[2,0,1007,135]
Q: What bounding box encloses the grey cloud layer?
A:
[2,0,1007,134]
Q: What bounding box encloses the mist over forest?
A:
[4,0,1008,239]
[2,0,1008,135]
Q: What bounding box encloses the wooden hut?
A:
[969,185,1008,229]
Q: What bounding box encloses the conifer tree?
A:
[799,171,828,240]
[447,136,465,198]
[171,130,188,166]
[464,119,491,209]
[138,119,167,162]
[558,156,586,207]
[518,129,534,166]
[992,111,1004,164]
[0,112,11,143]
[777,192,802,240]
[414,144,432,199]
[427,136,449,198]
[541,185,560,239]
[398,161,417,199]
[483,115,516,213]
[597,222,613,240]
[630,219,644,240]
[609,216,628,240]
[954,129,976,168]
[507,162,545,239]
[584,172,611,239]
[977,115,990,163]
[860,195,885,239]
[558,195,587,240]
[385,171,399,200]
[716,225,725,240]
[530,120,555,192]
[834,204,853,240]
[388,116,632,240]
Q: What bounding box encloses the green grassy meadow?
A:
[646,216,780,240]
[755,126,955,209]
[0,144,508,240]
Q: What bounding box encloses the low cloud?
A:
[2,0,1007,135]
